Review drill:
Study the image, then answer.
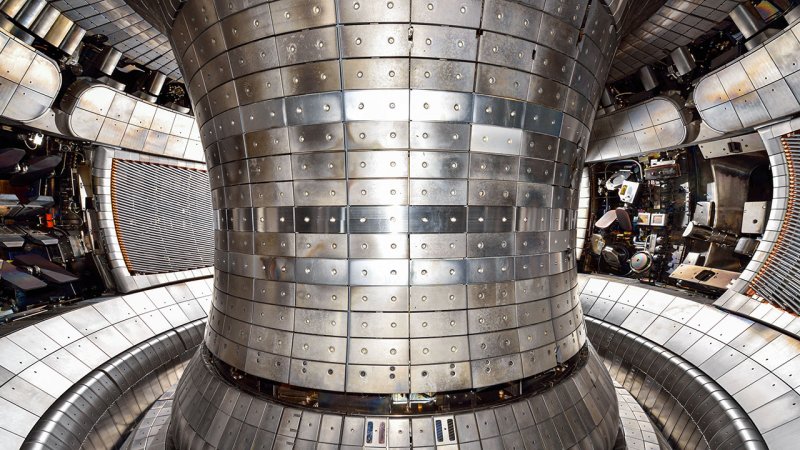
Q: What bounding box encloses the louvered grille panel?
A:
[111,159,214,274]
[751,132,800,313]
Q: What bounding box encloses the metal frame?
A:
[92,146,213,293]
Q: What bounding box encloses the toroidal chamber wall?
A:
[163,0,626,447]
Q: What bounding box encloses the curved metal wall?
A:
[694,16,800,133]
[580,275,800,449]
[0,26,61,123]
[61,80,204,162]
[22,320,204,450]
[0,278,211,448]
[170,346,622,449]
[586,95,693,162]
[711,119,800,348]
[167,0,622,396]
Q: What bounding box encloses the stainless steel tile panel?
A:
[348,151,409,179]
[342,58,409,90]
[409,179,468,206]
[351,285,409,311]
[410,24,478,60]
[340,24,412,58]
[410,59,476,92]
[410,121,471,150]
[338,0,411,23]
[475,64,531,100]
[478,32,535,72]
[281,61,342,96]
[164,0,624,404]
[345,121,410,149]
[410,151,469,179]
[410,336,469,364]
[295,283,347,310]
[410,233,467,258]
[346,364,410,393]
[275,27,339,66]
[349,234,409,259]
[270,0,337,35]
[410,90,473,122]
[344,89,410,121]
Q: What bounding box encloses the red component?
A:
[44,212,54,229]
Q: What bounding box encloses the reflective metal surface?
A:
[587,95,693,162]
[0,26,60,122]
[720,120,800,320]
[610,0,743,82]
[92,147,214,293]
[0,279,211,446]
[157,0,626,446]
[62,80,204,162]
[580,275,800,449]
[695,18,800,133]
[166,0,622,401]
[110,158,214,275]
[41,0,180,78]
[171,344,621,450]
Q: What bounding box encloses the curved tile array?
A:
[614,383,669,450]
[129,374,664,450]
[23,320,203,450]
[0,26,61,123]
[580,275,800,449]
[609,0,741,82]
[92,147,213,293]
[170,0,619,397]
[587,317,766,450]
[45,0,181,79]
[0,278,211,447]
[121,387,176,450]
[171,345,621,450]
[695,17,800,133]
[586,96,692,162]
[62,80,204,162]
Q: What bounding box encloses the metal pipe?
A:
[146,71,167,97]
[750,281,800,314]
[59,24,84,55]
[14,0,45,28]
[671,46,696,76]
[0,0,26,18]
[730,3,767,39]
[99,47,122,76]
[639,66,659,91]
[600,88,614,108]
[752,269,800,304]
[43,14,71,47]
[29,4,57,37]
[682,221,739,246]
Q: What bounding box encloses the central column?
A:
[166,0,624,447]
